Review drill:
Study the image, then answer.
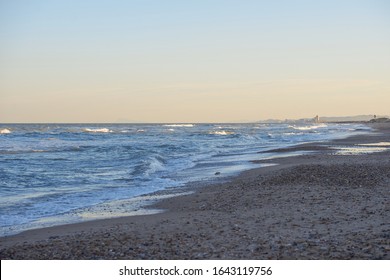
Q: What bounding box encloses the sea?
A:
[0,122,370,236]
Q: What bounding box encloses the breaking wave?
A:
[145,156,166,176]
[209,130,235,136]
[84,128,113,133]
[289,124,327,131]
[0,129,11,134]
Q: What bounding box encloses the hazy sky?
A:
[1,0,389,123]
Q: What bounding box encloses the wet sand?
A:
[1,123,389,259]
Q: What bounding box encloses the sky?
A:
[0,0,389,123]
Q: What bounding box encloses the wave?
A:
[145,156,166,176]
[283,132,304,135]
[357,142,390,147]
[0,191,61,207]
[215,126,237,129]
[0,129,11,134]
[0,145,84,155]
[209,130,235,136]
[130,154,167,178]
[84,128,113,133]
[0,149,47,155]
[163,124,194,127]
[289,124,327,131]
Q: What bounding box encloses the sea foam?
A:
[210,130,235,135]
[357,142,390,146]
[84,128,112,133]
[289,124,327,131]
[0,129,11,134]
[145,156,166,176]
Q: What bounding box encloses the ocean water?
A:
[0,123,370,236]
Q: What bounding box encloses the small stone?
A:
[247,244,259,253]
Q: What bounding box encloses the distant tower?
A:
[314,115,320,123]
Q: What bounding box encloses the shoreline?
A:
[1,123,389,259]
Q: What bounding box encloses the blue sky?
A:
[1,0,389,122]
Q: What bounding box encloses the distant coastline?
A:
[258,114,390,124]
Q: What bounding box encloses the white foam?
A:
[145,156,165,176]
[357,142,390,146]
[84,128,112,133]
[0,129,11,134]
[0,191,54,206]
[210,130,235,135]
[289,124,327,131]
[332,146,389,155]
[163,124,194,127]
[215,125,236,129]
[283,132,303,135]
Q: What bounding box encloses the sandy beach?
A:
[1,123,389,260]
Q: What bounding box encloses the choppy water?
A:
[0,122,370,236]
